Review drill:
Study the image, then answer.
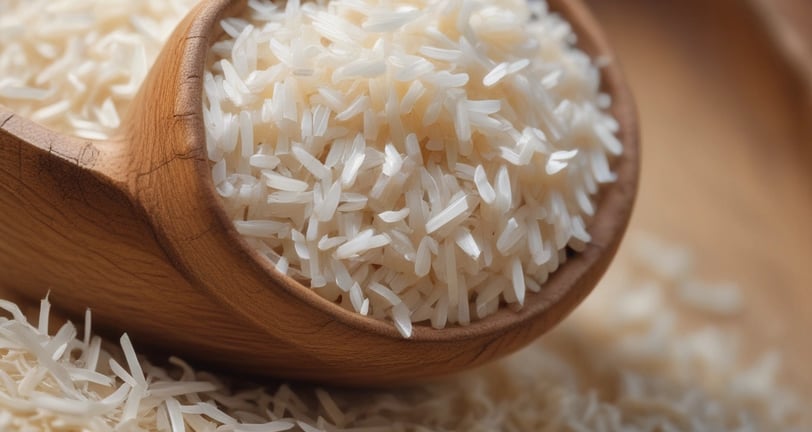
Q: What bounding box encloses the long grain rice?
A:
[202,0,623,335]
[0,0,199,139]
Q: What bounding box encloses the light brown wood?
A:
[0,0,638,385]
[586,0,812,397]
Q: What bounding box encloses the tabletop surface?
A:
[587,0,812,395]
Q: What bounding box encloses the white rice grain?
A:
[425,194,472,235]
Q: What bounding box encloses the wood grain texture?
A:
[586,0,812,396]
[0,0,638,385]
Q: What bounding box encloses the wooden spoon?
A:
[0,0,638,385]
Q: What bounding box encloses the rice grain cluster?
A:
[0,0,198,140]
[204,0,621,336]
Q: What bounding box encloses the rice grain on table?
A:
[203,0,621,336]
[0,233,807,431]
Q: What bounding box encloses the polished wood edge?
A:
[0,106,99,170]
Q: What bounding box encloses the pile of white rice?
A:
[0,0,198,140]
[0,233,808,431]
[203,0,621,336]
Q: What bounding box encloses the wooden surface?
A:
[586,0,812,396]
[0,0,638,384]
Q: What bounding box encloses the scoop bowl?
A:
[0,0,638,385]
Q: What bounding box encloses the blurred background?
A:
[586,0,812,394]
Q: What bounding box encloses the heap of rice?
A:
[0,233,808,431]
[0,0,198,140]
[203,0,621,336]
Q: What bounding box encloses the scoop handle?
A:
[0,108,128,294]
[0,107,269,353]
[0,108,107,175]
[0,108,148,298]
[0,108,125,229]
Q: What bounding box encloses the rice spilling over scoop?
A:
[0,0,198,140]
[203,0,621,335]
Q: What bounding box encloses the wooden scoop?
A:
[0,0,638,385]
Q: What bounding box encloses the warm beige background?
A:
[586,0,812,395]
